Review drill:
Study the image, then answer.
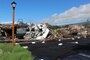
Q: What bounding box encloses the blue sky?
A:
[0,0,90,25]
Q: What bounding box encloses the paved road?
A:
[20,37,90,60]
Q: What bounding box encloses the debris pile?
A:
[46,23,90,39]
[0,22,90,40]
[24,23,50,40]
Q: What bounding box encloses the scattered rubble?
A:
[46,23,90,39]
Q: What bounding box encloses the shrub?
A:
[0,43,34,60]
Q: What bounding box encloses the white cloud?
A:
[43,3,90,25]
[0,21,17,24]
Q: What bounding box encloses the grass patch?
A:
[0,43,34,60]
